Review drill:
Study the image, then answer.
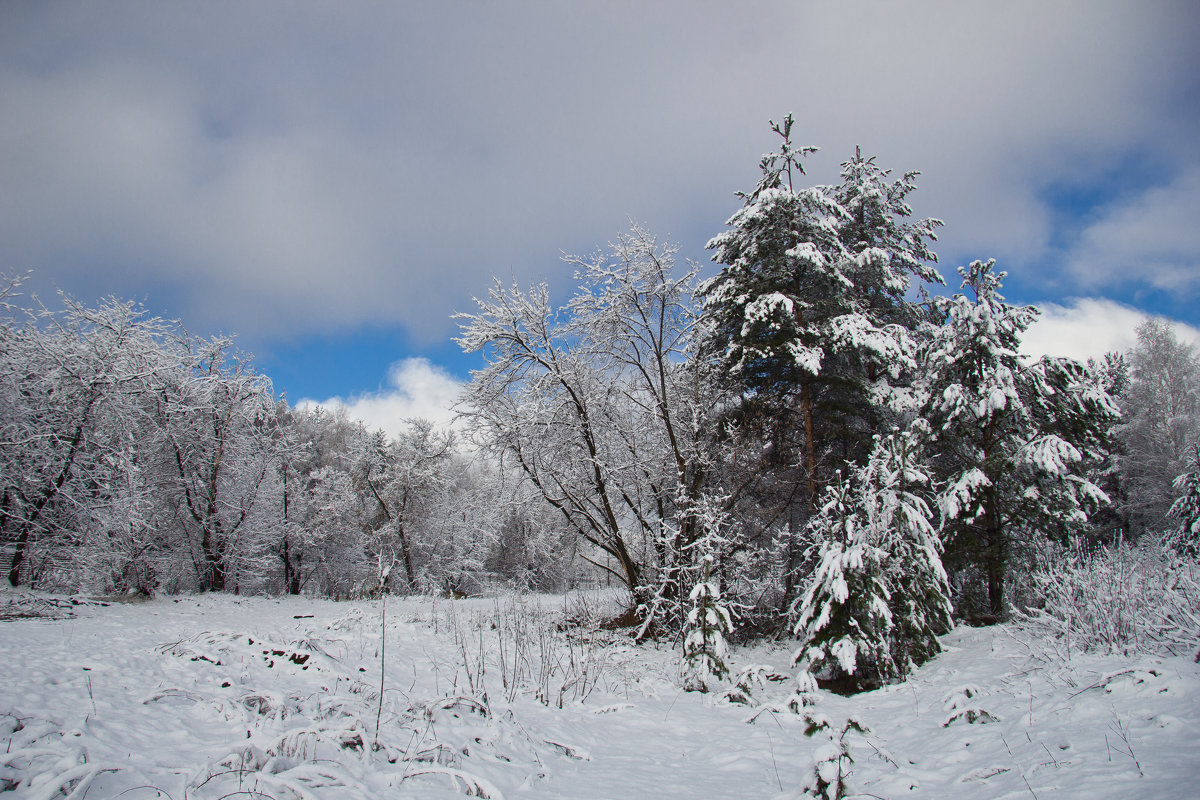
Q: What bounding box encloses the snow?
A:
[1,591,1198,799]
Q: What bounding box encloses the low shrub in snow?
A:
[1019,538,1200,659]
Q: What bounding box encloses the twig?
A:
[763,730,784,791]
[375,594,386,750]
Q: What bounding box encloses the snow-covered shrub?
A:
[799,716,869,800]
[721,664,777,705]
[941,685,999,727]
[787,668,820,713]
[1019,538,1200,658]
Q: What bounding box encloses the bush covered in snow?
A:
[1019,538,1200,659]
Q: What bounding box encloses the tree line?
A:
[0,278,577,596]
[2,117,1197,691]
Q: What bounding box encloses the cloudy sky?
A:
[2,1,1197,435]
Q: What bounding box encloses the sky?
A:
[1,1,1198,436]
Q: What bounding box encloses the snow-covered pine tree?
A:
[831,146,944,425]
[922,260,1113,620]
[701,115,846,512]
[701,120,944,618]
[682,496,734,692]
[799,716,870,800]
[835,147,944,330]
[682,554,733,692]
[857,424,952,675]
[792,471,895,694]
[1169,442,1200,557]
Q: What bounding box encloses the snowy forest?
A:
[4,118,1200,687]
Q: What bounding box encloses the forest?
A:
[3,118,1199,697]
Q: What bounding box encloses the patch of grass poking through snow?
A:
[0,712,120,798]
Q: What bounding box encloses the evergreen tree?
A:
[1169,442,1200,557]
[681,495,734,691]
[792,471,895,694]
[682,553,733,692]
[701,118,944,615]
[857,424,953,673]
[701,115,846,511]
[923,260,1112,619]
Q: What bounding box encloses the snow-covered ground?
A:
[1,590,1196,799]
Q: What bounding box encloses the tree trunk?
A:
[6,525,30,587]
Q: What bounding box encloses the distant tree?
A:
[154,335,279,593]
[1113,319,1200,539]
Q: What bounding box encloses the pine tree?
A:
[792,471,895,694]
[923,260,1113,619]
[857,424,952,673]
[682,553,733,692]
[701,115,846,511]
[1169,442,1200,557]
[681,495,734,692]
[701,117,944,565]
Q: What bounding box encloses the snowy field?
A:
[1,591,1197,799]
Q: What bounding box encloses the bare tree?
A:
[1114,319,1200,539]
[457,226,740,620]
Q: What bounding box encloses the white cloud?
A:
[1065,167,1200,293]
[1022,298,1200,361]
[0,1,1195,347]
[299,358,463,440]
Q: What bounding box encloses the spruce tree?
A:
[1169,443,1200,557]
[682,552,733,692]
[681,495,735,691]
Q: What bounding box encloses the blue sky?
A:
[2,1,1197,435]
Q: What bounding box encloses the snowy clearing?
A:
[1,591,1197,799]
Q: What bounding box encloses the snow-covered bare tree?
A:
[1113,319,1200,539]
[349,422,457,593]
[153,335,280,592]
[458,226,736,621]
[0,291,177,589]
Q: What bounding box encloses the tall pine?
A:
[923,260,1112,620]
[702,119,944,611]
